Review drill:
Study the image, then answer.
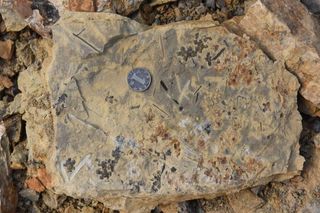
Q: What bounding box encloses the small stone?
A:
[4,115,22,144]
[111,0,144,15]
[227,189,264,212]
[0,124,18,213]
[42,190,58,209]
[0,40,14,60]
[25,177,46,192]
[0,75,13,90]
[10,141,28,170]
[25,168,53,193]
[68,0,96,12]
[81,206,95,213]
[205,0,216,9]
[0,1,28,31]
[13,0,33,19]
[19,189,39,202]
[26,9,51,38]
[301,0,320,14]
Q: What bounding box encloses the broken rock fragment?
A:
[68,0,96,12]
[0,124,17,213]
[226,0,320,116]
[0,40,14,60]
[18,12,305,212]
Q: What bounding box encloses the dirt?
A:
[0,0,318,212]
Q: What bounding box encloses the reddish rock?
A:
[68,0,96,12]
[13,0,33,19]
[226,0,320,116]
[25,177,46,192]
[0,40,14,60]
[0,75,13,90]
[26,167,53,192]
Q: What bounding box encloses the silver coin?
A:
[127,68,152,92]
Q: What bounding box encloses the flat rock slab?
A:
[34,12,303,211]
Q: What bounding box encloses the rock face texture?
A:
[17,12,303,211]
[226,0,320,116]
[0,124,17,213]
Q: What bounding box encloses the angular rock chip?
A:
[0,124,17,213]
[301,0,320,14]
[225,0,320,115]
[25,12,303,212]
[68,0,96,12]
[0,40,14,60]
[0,1,28,32]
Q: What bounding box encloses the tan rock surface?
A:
[0,40,14,60]
[225,0,320,116]
[11,11,304,212]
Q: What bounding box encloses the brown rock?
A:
[13,0,33,19]
[25,177,46,192]
[0,124,18,213]
[0,75,13,90]
[0,40,14,60]
[226,0,320,116]
[227,190,264,213]
[68,0,96,12]
[10,141,28,170]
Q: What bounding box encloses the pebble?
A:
[301,0,320,14]
[42,190,58,209]
[19,189,39,202]
[0,40,14,60]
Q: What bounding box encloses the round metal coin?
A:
[127,68,152,92]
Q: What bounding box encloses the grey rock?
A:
[19,189,40,202]
[10,140,28,169]
[0,124,17,213]
[301,0,320,14]
[42,190,58,209]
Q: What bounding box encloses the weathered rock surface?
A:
[0,124,17,213]
[0,40,14,60]
[13,11,304,212]
[225,0,320,116]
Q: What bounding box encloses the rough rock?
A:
[0,124,18,213]
[0,75,14,90]
[0,40,14,60]
[10,140,28,169]
[68,0,96,12]
[225,0,320,116]
[301,0,320,14]
[15,12,305,212]
[111,0,145,15]
[0,0,28,31]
